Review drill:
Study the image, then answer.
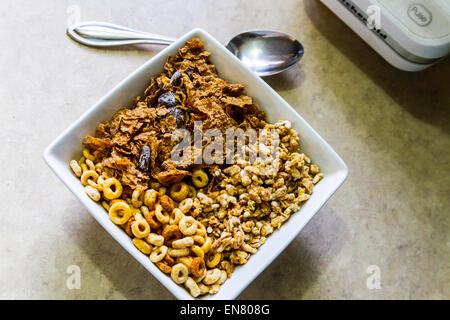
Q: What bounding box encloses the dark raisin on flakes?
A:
[167,106,185,128]
[185,66,195,78]
[170,70,182,86]
[137,145,151,172]
[157,92,178,108]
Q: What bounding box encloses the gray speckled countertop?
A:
[0,0,448,299]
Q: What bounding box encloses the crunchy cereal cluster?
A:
[190,120,323,267]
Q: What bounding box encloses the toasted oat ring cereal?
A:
[102,178,123,200]
[192,235,206,246]
[201,237,212,254]
[149,245,168,263]
[184,277,200,298]
[94,162,103,173]
[80,170,99,186]
[179,216,197,236]
[190,245,204,259]
[163,254,175,266]
[146,233,165,246]
[124,216,136,237]
[160,195,175,213]
[193,268,207,283]
[169,182,189,202]
[154,204,170,224]
[203,268,221,285]
[191,169,209,188]
[169,208,185,226]
[144,189,159,209]
[195,222,207,237]
[132,238,152,255]
[142,207,161,230]
[87,179,103,191]
[168,247,190,258]
[84,185,101,202]
[101,201,110,212]
[206,251,222,268]
[131,219,150,238]
[82,148,95,162]
[97,175,105,184]
[131,189,144,208]
[85,159,96,171]
[171,263,189,284]
[190,257,206,278]
[162,225,182,246]
[178,198,193,214]
[198,283,210,296]
[156,261,172,274]
[110,199,127,206]
[109,201,132,225]
[172,237,194,249]
[176,256,193,268]
[80,163,88,173]
[69,160,82,177]
[130,206,142,217]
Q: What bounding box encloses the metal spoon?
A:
[67,22,304,77]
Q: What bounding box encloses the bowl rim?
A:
[43,27,348,300]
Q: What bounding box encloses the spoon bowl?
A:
[67,22,304,76]
[226,30,304,76]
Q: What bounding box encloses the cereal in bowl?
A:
[69,38,322,297]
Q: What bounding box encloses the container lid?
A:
[376,0,450,39]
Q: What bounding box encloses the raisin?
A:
[167,106,185,128]
[170,70,182,86]
[157,92,178,107]
[185,66,195,78]
[137,145,151,172]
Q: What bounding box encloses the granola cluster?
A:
[192,120,323,265]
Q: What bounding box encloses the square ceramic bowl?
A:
[44,28,348,300]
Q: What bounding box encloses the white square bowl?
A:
[43,28,348,300]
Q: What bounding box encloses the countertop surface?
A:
[1,0,448,299]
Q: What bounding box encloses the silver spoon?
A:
[67,22,304,77]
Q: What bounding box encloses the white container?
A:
[43,28,348,299]
[321,0,450,71]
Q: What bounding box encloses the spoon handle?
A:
[67,21,176,47]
